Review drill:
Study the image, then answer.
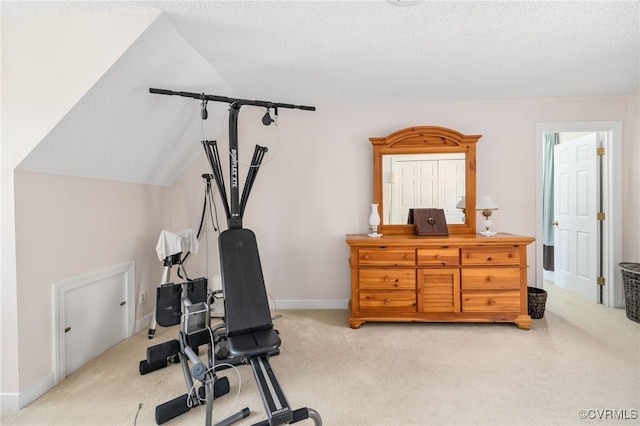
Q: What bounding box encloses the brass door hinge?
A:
[597,276,605,286]
[597,147,605,156]
[597,212,606,221]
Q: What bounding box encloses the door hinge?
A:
[597,147,605,156]
[597,212,606,221]
[597,276,605,286]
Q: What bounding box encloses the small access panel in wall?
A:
[53,261,135,384]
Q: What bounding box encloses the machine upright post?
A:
[228,104,242,230]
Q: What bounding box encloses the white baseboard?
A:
[271,299,349,310]
[0,373,55,411]
[0,392,19,411]
[135,312,153,334]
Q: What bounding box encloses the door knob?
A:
[552,221,559,226]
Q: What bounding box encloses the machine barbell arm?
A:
[149,88,316,111]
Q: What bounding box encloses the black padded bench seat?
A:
[227,328,280,358]
[219,228,281,357]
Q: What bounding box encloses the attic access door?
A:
[54,262,135,383]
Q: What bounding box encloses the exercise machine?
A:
[141,275,249,426]
[142,88,321,425]
[147,174,219,340]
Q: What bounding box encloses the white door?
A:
[64,274,128,375]
[56,262,135,382]
[396,160,438,223]
[553,134,598,302]
[393,158,465,224]
[438,159,465,223]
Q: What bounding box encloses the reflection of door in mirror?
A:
[383,153,465,225]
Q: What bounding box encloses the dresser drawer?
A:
[359,290,416,312]
[461,247,520,266]
[461,268,521,290]
[461,291,520,312]
[417,248,460,266]
[359,269,415,290]
[359,248,415,266]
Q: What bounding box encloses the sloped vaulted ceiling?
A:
[16,13,235,186]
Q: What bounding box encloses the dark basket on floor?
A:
[619,262,640,323]
[528,287,547,319]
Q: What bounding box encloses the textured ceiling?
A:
[5,0,639,185]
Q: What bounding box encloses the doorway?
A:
[535,122,623,308]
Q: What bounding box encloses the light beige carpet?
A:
[2,283,639,426]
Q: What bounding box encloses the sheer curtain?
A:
[543,132,559,270]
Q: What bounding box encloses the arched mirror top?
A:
[371,126,481,235]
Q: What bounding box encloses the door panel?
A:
[397,160,437,223]
[553,134,598,302]
[439,159,465,223]
[393,158,465,224]
[64,274,127,376]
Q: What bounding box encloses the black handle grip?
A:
[149,88,175,95]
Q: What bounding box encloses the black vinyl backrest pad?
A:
[219,228,274,336]
[156,283,181,327]
[155,278,208,328]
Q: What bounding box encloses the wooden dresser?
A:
[346,233,535,330]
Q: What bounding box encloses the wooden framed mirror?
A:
[371,126,481,235]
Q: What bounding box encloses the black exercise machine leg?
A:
[249,354,322,426]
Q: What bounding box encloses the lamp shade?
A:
[476,195,498,210]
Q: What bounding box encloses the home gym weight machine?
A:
[139,88,321,426]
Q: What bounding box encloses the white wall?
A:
[624,92,640,262]
[1,12,159,408]
[170,94,639,309]
[14,171,171,391]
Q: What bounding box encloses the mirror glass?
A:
[382,153,466,225]
[371,126,480,235]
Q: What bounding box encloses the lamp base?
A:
[367,232,383,238]
[479,230,497,237]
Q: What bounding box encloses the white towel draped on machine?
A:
[155,229,199,261]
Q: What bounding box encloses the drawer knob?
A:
[487,275,496,282]
[364,254,370,260]
[508,253,514,258]
[487,298,496,306]
[487,257,493,262]
[404,254,410,259]
[384,298,391,305]
[384,275,390,282]
[435,254,440,259]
